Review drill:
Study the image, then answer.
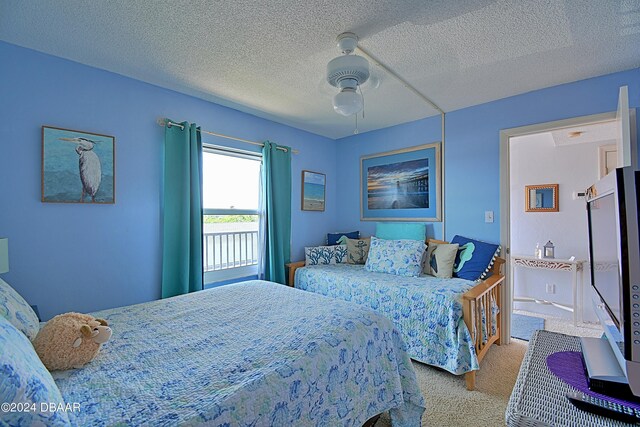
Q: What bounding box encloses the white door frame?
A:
[499,111,619,345]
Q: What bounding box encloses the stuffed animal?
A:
[33,312,112,371]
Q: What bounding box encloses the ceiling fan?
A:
[326,32,375,117]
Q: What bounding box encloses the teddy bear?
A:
[33,312,112,371]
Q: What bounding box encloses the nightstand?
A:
[285,261,305,286]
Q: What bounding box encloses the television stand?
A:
[507,330,635,426]
[581,337,635,400]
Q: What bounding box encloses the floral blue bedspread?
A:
[52,280,425,426]
[295,264,482,375]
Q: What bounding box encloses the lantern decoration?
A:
[544,241,555,259]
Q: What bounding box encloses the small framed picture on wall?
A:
[301,170,325,211]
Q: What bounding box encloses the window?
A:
[202,146,261,284]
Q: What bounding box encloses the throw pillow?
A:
[334,245,347,263]
[346,238,371,265]
[326,231,360,246]
[305,245,347,265]
[451,235,501,281]
[424,241,459,278]
[0,315,71,426]
[365,236,426,277]
[375,222,426,241]
[0,277,40,340]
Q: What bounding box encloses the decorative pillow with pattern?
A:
[326,231,359,246]
[333,245,347,263]
[424,241,459,278]
[0,315,71,426]
[364,237,426,277]
[305,245,347,265]
[346,238,371,265]
[0,277,40,340]
[451,235,501,281]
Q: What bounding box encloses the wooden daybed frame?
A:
[287,245,505,391]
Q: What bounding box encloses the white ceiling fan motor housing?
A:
[327,54,370,89]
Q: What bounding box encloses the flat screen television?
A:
[585,166,640,397]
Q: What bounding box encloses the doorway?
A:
[499,111,619,344]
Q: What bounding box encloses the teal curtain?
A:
[260,140,292,284]
[161,121,203,298]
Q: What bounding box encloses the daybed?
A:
[290,249,505,391]
[1,280,425,427]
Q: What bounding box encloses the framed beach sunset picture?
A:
[42,126,115,204]
[361,143,441,221]
[302,170,326,211]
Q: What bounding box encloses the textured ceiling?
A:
[550,120,617,146]
[511,120,617,146]
[1,0,639,139]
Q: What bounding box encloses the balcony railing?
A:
[203,230,259,272]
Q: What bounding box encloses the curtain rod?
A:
[156,118,299,154]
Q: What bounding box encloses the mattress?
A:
[295,264,484,375]
[52,280,425,426]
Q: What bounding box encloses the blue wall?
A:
[336,68,640,243]
[0,41,338,320]
[2,39,639,320]
[334,116,444,240]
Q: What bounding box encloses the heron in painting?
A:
[59,137,102,203]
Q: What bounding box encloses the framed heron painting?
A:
[41,126,115,204]
[360,142,441,221]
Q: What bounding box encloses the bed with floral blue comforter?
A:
[51,280,425,426]
[295,264,483,375]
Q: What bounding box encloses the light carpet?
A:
[376,311,602,426]
[376,339,527,426]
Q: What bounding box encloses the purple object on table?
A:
[546,351,640,410]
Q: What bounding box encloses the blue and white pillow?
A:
[326,231,359,246]
[0,315,71,426]
[0,277,40,340]
[364,236,426,277]
[305,245,347,265]
[451,235,501,281]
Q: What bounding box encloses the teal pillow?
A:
[375,223,426,241]
[0,277,40,340]
[451,235,501,281]
[0,315,71,426]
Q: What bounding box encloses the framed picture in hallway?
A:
[361,143,441,221]
[42,126,116,204]
[301,170,326,211]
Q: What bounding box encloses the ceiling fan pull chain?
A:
[354,113,359,134]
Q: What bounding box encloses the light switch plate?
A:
[485,211,494,223]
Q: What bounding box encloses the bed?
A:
[43,281,425,426]
[290,256,505,390]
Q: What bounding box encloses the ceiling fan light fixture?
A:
[333,87,363,116]
[326,32,370,117]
